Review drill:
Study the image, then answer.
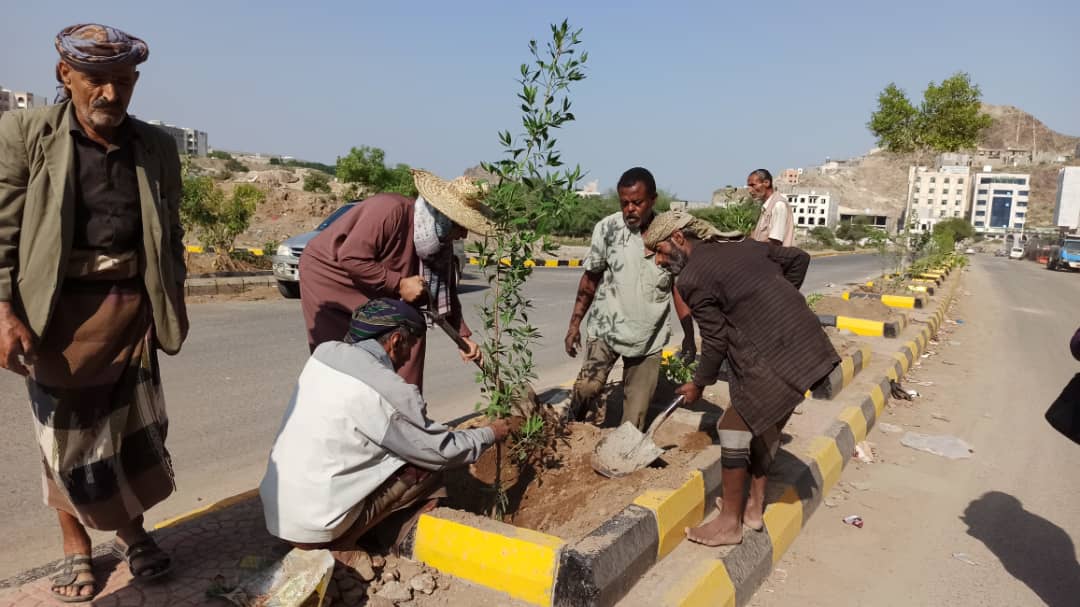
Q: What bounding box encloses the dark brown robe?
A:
[298,193,470,392]
[677,239,839,434]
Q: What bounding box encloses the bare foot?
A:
[50,555,95,600]
[685,515,743,547]
[742,496,764,531]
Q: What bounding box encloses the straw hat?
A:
[412,169,497,236]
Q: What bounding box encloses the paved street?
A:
[0,253,880,579]
[754,256,1080,607]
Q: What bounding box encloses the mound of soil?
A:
[824,327,862,358]
[813,296,897,321]
[446,419,712,541]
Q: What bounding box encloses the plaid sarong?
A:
[28,251,174,530]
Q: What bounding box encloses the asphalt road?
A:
[754,256,1080,607]
[0,252,881,578]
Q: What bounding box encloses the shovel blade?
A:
[591,421,665,478]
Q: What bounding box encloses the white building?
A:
[1053,167,1080,230]
[0,86,48,116]
[785,188,839,230]
[970,170,1030,235]
[906,165,972,234]
[148,120,209,157]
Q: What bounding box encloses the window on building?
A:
[977,189,987,195]
[929,177,936,183]
[818,217,826,225]
[1017,201,1027,208]
[977,199,986,206]
[993,190,1012,195]
[929,188,935,194]
[939,210,947,217]
[975,210,986,217]
[1013,223,1024,229]
[945,177,951,184]
[958,178,965,184]
[1019,190,1029,196]
[821,208,826,214]
[955,201,961,206]
[1016,212,1026,218]
[975,221,985,227]
[943,188,950,195]
[797,217,805,225]
[914,187,921,193]
[980,178,991,184]
[941,200,947,205]
[954,211,961,217]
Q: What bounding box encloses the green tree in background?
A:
[932,217,975,244]
[181,178,265,269]
[867,83,919,153]
[303,171,332,193]
[918,73,994,152]
[868,72,992,153]
[336,146,418,196]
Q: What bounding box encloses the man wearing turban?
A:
[260,298,509,563]
[644,211,839,546]
[0,24,187,600]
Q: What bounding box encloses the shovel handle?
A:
[644,395,685,439]
[423,287,483,371]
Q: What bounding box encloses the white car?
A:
[1009,247,1024,260]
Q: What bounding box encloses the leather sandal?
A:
[49,554,96,603]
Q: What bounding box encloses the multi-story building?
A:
[970,171,1030,234]
[1053,167,1080,230]
[147,120,209,157]
[780,168,801,186]
[906,164,972,233]
[785,188,839,230]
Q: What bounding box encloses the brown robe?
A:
[677,239,839,434]
[298,193,470,392]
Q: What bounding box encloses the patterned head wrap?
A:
[54,23,149,101]
[642,211,743,251]
[345,298,427,344]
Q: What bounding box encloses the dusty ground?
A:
[447,419,711,540]
[750,257,1080,606]
[812,295,898,321]
[185,285,281,304]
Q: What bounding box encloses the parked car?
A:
[1009,246,1025,260]
[272,202,467,299]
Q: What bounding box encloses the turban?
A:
[642,211,743,251]
[345,298,427,344]
[56,23,149,70]
[55,24,149,100]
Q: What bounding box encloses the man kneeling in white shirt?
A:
[259,298,510,556]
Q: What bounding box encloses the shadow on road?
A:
[961,491,1080,607]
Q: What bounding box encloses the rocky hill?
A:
[794,104,1078,227]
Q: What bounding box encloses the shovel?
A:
[591,395,685,478]
[422,287,539,413]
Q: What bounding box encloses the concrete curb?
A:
[843,290,925,309]
[645,267,961,607]
[185,275,275,296]
[818,314,906,338]
[186,245,265,256]
[810,346,872,399]
[468,257,585,268]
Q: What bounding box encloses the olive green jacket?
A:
[0,102,188,354]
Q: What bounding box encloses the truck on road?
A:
[1047,236,1080,271]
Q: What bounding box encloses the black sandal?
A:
[113,535,173,582]
[49,554,96,603]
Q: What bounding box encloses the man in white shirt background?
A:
[747,169,795,247]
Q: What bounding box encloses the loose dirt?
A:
[824,327,862,358]
[813,295,897,321]
[446,420,712,541]
[185,285,281,304]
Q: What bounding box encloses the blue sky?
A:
[3,1,1078,200]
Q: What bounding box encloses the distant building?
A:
[148,120,209,157]
[972,147,1034,168]
[839,206,896,232]
[970,170,1030,234]
[907,164,972,234]
[0,86,48,117]
[785,188,839,230]
[575,179,602,198]
[1053,167,1080,230]
[780,168,801,186]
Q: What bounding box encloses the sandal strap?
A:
[118,537,170,575]
[51,555,93,585]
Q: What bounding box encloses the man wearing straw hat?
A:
[299,170,493,391]
[0,24,186,601]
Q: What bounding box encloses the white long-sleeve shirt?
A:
[259,339,495,543]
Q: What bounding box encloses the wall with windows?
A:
[970,172,1029,234]
[785,189,839,230]
[907,165,972,234]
